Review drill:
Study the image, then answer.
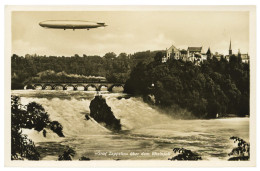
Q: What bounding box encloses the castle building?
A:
[187,47,207,64]
[162,45,181,63]
[161,39,249,64]
[238,49,250,63]
[162,45,206,64]
[187,47,202,58]
[166,45,181,60]
[180,49,188,61]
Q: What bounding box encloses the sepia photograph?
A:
[4,5,256,167]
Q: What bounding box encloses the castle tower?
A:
[229,39,232,55]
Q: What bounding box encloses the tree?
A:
[125,53,249,118]
[58,147,75,160]
[104,52,117,60]
[169,148,202,161]
[228,137,250,161]
[118,52,128,60]
[154,52,164,63]
[11,96,65,160]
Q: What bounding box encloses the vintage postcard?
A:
[5,6,256,167]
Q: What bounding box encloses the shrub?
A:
[58,147,75,161]
[79,156,90,161]
[168,148,202,161]
[11,95,64,160]
[228,136,250,161]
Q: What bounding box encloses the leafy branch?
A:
[168,148,202,161]
[228,136,250,161]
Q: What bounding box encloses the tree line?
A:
[124,52,250,118]
[11,51,160,89]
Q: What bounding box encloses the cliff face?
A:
[89,95,121,131]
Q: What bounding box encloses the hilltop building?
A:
[162,45,206,64]
[225,39,249,63]
[187,47,202,58]
[180,49,188,61]
[162,39,249,64]
[166,45,181,60]
[187,47,207,64]
[238,49,250,63]
[213,52,224,61]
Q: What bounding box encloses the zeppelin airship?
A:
[39,20,107,30]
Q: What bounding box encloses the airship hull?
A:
[39,20,107,30]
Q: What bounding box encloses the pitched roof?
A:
[188,47,202,52]
[167,45,179,52]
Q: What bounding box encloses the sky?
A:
[12,11,249,57]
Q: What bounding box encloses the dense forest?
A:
[124,52,250,118]
[11,50,250,118]
[11,51,160,89]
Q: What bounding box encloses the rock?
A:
[85,114,90,120]
[89,95,121,131]
[143,94,156,105]
[117,95,131,100]
[49,121,65,137]
[42,129,47,137]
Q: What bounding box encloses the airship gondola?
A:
[39,20,107,30]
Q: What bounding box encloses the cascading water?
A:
[12,90,249,160]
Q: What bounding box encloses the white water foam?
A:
[12,90,249,160]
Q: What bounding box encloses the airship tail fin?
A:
[97,22,107,27]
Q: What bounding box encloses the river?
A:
[11,90,249,161]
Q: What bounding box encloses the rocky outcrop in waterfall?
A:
[143,94,156,105]
[89,95,121,131]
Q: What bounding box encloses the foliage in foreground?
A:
[11,126,40,160]
[228,136,250,161]
[11,95,64,160]
[168,148,202,161]
[58,147,91,161]
[79,156,91,161]
[58,147,76,161]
